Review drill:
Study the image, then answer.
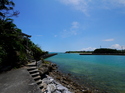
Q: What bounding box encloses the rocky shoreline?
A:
[40,75,72,93]
[38,60,98,93]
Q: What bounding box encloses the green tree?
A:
[0,0,19,20]
[0,0,25,67]
[93,48,119,53]
[0,0,47,68]
[0,18,26,66]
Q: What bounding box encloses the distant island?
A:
[65,51,93,53]
[66,48,125,55]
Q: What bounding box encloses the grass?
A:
[43,61,51,64]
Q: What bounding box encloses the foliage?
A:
[93,48,121,53]
[0,46,7,65]
[0,19,26,66]
[43,61,51,64]
[0,0,19,20]
[0,19,46,66]
[29,42,45,61]
[65,51,93,53]
[0,0,46,67]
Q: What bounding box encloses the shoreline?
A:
[38,60,99,93]
[79,53,125,55]
[41,53,58,59]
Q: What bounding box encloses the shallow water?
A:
[45,53,125,93]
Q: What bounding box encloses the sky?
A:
[13,0,125,52]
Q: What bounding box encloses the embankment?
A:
[41,53,58,59]
[80,53,125,55]
[38,60,96,93]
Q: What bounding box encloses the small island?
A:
[66,48,125,55]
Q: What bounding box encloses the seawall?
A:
[80,53,125,55]
[41,53,57,59]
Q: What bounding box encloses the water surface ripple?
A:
[46,53,125,93]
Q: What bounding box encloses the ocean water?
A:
[45,53,125,93]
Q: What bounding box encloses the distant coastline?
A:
[79,53,125,55]
[41,53,58,59]
[66,48,125,55]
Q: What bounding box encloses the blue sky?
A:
[13,0,125,52]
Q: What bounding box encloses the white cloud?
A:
[103,38,114,41]
[59,0,90,15]
[60,0,81,5]
[107,0,125,6]
[100,0,125,10]
[58,0,125,15]
[80,44,125,51]
[61,21,79,38]
[81,47,96,51]
[71,21,79,28]
[110,44,125,50]
[117,0,125,5]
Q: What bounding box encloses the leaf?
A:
[9,7,13,10]
[9,1,15,6]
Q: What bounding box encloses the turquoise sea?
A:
[45,53,125,93]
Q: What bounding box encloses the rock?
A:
[68,73,71,76]
[47,84,57,93]
[38,60,93,93]
[41,82,47,88]
[55,90,62,93]
[56,76,61,80]
[41,75,72,93]
[57,84,66,90]
[42,78,51,84]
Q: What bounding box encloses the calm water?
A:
[45,53,125,93]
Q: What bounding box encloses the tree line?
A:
[93,48,125,54]
[0,0,47,68]
[66,48,125,54]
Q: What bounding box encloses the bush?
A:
[0,46,7,65]
[93,48,119,53]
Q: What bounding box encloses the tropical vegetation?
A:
[0,0,47,68]
[93,48,125,54]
